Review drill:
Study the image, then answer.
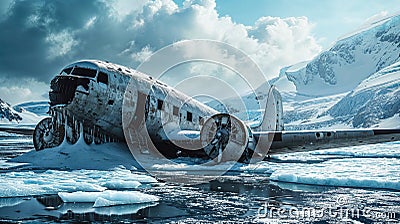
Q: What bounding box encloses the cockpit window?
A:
[97,71,108,85]
[60,67,73,75]
[71,67,97,78]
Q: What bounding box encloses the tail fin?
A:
[252,85,283,132]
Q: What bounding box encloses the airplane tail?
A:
[252,85,283,132]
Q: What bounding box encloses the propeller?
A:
[200,114,250,163]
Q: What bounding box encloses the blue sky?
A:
[175,0,400,48]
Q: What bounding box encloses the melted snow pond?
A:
[0,131,399,223]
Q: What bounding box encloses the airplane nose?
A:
[49,76,90,106]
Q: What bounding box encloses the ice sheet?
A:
[59,190,159,207]
[0,168,156,198]
[269,157,400,190]
[56,201,158,215]
[93,191,159,207]
[267,142,400,190]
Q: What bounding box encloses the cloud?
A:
[46,29,79,59]
[0,78,48,105]
[0,0,321,104]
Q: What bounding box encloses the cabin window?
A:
[187,112,192,122]
[60,67,73,75]
[97,71,108,85]
[157,99,164,110]
[71,67,97,78]
[173,106,179,116]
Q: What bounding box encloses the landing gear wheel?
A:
[33,117,64,150]
[200,114,250,163]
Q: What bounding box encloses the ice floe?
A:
[266,142,400,190]
[0,168,156,198]
[58,190,159,207]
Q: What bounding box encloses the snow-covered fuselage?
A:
[43,60,224,158]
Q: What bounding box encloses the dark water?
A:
[0,131,399,223]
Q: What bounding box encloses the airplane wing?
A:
[255,129,400,155]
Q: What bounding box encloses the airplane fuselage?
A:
[46,60,219,157]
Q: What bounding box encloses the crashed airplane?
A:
[33,60,400,163]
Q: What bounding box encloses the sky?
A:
[0,0,399,104]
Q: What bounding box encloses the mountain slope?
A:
[13,101,50,117]
[282,61,400,130]
[284,13,400,96]
[328,61,400,128]
[0,99,22,123]
[0,99,47,124]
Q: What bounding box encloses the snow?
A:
[56,201,158,215]
[58,190,159,207]
[95,191,158,207]
[1,134,159,199]
[0,160,29,169]
[11,141,140,170]
[0,99,46,125]
[58,191,102,203]
[375,114,400,129]
[103,180,141,190]
[281,61,400,130]
[277,12,400,130]
[285,13,400,97]
[269,157,400,190]
[11,110,43,124]
[12,101,49,117]
[266,142,400,191]
[0,168,156,198]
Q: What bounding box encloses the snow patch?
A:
[11,142,140,170]
[0,168,156,198]
[58,190,159,207]
[268,142,400,190]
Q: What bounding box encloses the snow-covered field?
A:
[0,131,399,222]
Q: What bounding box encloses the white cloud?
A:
[132,45,154,63]
[46,30,79,59]
[130,0,321,80]
[0,79,48,105]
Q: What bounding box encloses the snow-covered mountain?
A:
[0,99,48,124]
[269,13,400,130]
[13,101,50,117]
[328,61,400,128]
[0,98,22,123]
[282,61,400,130]
[284,13,400,97]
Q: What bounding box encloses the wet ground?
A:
[0,131,399,223]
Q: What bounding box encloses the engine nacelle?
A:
[200,113,255,163]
